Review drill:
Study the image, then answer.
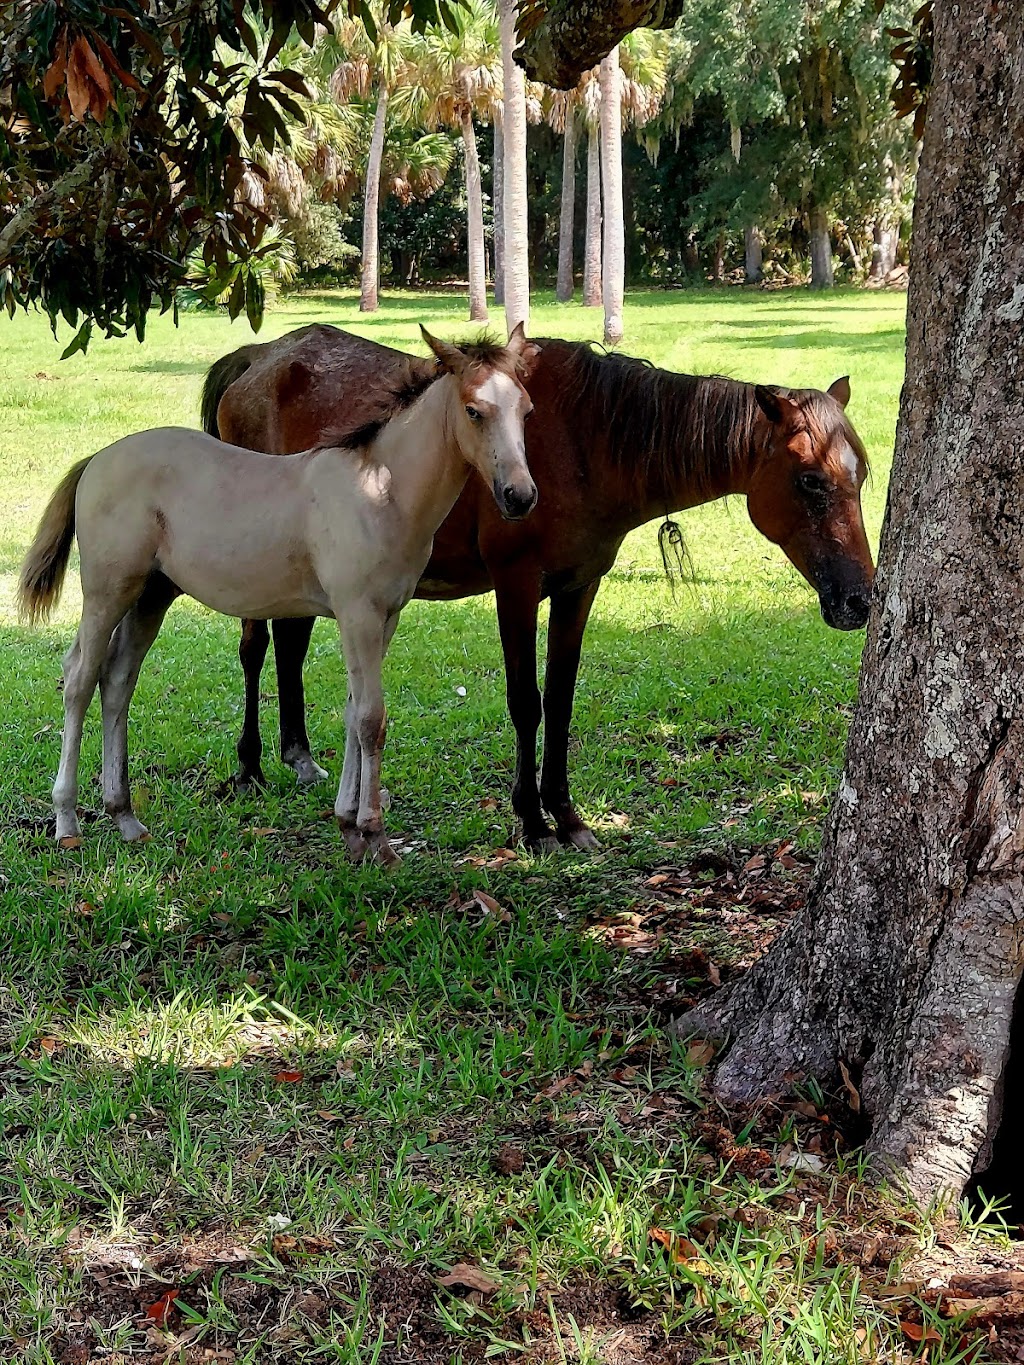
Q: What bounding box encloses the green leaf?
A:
[60,320,92,360]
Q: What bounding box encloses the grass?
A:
[4,283,1008,1363]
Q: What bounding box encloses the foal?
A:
[19,326,539,865]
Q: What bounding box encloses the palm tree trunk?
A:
[809,204,834,288]
[599,47,624,344]
[498,0,530,334]
[461,108,489,322]
[359,85,389,314]
[493,116,505,306]
[744,225,763,282]
[556,109,577,302]
[582,128,602,307]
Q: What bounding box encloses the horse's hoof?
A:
[364,832,401,868]
[563,825,600,851]
[524,831,561,856]
[232,769,265,795]
[287,753,329,786]
[55,812,82,843]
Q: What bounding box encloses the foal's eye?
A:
[465,405,482,422]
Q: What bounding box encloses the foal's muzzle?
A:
[495,480,539,521]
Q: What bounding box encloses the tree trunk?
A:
[674,0,1024,1203]
[359,85,389,313]
[556,109,577,303]
[582,128,602,307]
[808,204,833,288]
[599,47,624,345]
[744,225,763,283]
[493,117,505,306]
[498,0,530,335]
[461,108,489,323]
[712,231,725,281]
[869,221,899,279]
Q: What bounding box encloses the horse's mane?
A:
[315,333,525,454]
[557,343,762,501]
[557,342,867,499]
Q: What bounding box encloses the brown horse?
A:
[201,324,875,852]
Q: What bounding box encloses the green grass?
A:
[3,284,995,1363]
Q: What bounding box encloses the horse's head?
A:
[747,377,875,631]
[420,323,540,521]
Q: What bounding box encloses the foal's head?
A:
[747,378,875,630]
[421,324,540,520]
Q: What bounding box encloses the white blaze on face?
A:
[840,441,860,482]
[471,370,529,484]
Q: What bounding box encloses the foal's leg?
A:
[53,594,139,841]
[539,579,602,850]
[273,617,327,785]
[235,618,269,790]
[493,575,559,853]
[338,609,397,867]
[99,574,180,842]
[334,686,367,861]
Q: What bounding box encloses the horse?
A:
[18,326,540,866]
[201,324,876,853]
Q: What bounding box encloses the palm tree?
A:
[497,0,530,334]
[546,85,581,302]
[599,47,624,344]
[410,1,502,322]
[492,110,504,303]
[327,14,417,312]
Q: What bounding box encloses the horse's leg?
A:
[235,618,269,791]
[53,592,139,841]
[273,617,328,785]
[99,574,179,842]
[338,608,397,868]
[540,579,602,850]
[494,575,559,854]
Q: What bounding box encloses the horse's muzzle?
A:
[496,481,539,521]
[819,586,871,631]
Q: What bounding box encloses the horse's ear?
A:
[420,325,465,374]
[507,321,541,378]
[754,384,787,424]
[828,375,851,408]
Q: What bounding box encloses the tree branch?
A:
[516,0,685,88]
[0,146,123,262]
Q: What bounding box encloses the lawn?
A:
[4,285,1011,1364]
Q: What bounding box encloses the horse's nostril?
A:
[848,593,870,617]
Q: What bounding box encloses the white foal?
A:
[19,325,540,865]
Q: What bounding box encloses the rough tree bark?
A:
[518,0,684,88]
[499,0,531,335]
[461,107,489,322]
[675,0,1024,1201]
[599,47,624,344]
[359,86,389,313]
[808,204,833,287]
[493,117,505,306]
[556,109,577,302]
[582,128,602,307]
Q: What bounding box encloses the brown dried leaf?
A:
[899,1319,941,1344]
[57,836,82,850]
[273,1070,303,1084]
[437,1263,499,1294]
[686,1039,715,1067]
[839,1059,861,1113]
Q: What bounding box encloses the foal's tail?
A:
[17,456,92,625]
[200,347,255,437]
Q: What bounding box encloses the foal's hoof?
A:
[287,753,330,786]
[115,812,151,843]
[523,829,562,856]
[232,768,266,796]
[364,832,402,868]
[338,821,369,861]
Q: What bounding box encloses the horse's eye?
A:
[465,405,482,422]
[798,471,830,498]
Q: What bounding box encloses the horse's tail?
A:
[17,457,92,625]
[200,347,255,437]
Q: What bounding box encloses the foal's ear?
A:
[754,384,790,424]
[828,375,851,408]
[506,321,541,378]
[420,325,465,374]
